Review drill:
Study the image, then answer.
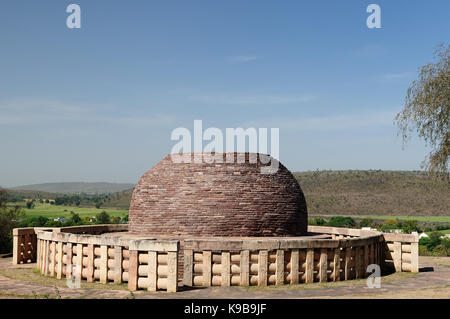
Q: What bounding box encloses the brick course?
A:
[129,153,308,237]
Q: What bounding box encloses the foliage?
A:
[359,218,373,228]
[309,218,326,226]
[400,220,420,233]
[379,219,399,231]
[69,212,82,224]
[0,189,24,253]
[26,200,35,209]
[95,211,111,224]
[419,231,450,256]
[395,44,449,181]
[326,216,355,228]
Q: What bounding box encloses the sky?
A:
[0,0,449,187]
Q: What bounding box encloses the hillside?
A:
[5,171,449,217]
[295,170,449,217]
[78,170,450,216]
[9,182,134,194]
[101,189,134,209]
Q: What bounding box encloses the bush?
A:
[327,216,355,228]
[400,220,420,234]
[432,243,450,257]
[111,216,121,224]
[26,200,35,209]
[0,189,24,253]
[70,212,82,224]
[309,218,326,226]
[95,211,111,224]
[359,218,373,228]
[27,216,49,227]
[379,219,399,232]
[44,220,62,227]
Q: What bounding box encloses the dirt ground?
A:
[0,256,449,299]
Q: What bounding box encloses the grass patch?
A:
[13,203,128,220]
[310,215,450,223]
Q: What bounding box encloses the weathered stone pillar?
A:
[183,250,193,287]
[258,250,268,286]
[240,250,250,286]
[290,249,299,284]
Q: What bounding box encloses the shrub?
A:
[95,211,111,224]
[44,220,62,227]
[0,189,24,253]
[359,218,373,228]
[111,216,121,224]
[26,200,35,209]
[327,216,355,228]
[379,219,399,231]
[400,220,420,234]
[70,212,82,224]
[309,218,326,226]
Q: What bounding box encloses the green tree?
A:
[309,218,326,226]
[395,44,449,181]
[0,189,24,253]
[380,219,399,231]
[70,212,82,224]
[327,216,355,228]
[359,218,373,228]
[400,220,420,234]
[95,211,111,224]
[111,216,121,224]
[26,200,35,209]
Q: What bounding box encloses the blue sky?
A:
[0,1,449,187]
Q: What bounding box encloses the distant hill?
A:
[10,182,134,194]
[101,189,134,209]
[295,170,449,217]
[6,171,449,217]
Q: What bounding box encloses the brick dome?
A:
[129,153,308,237]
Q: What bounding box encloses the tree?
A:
[70,212,82,224]
[95,211,111,224]
[0,189,24,253]
[309,218,326,226]
[400,220,420,234]
[359,218,373,228]
[327,216,355,228]
[395,44,449,181]
[26,200,35,209]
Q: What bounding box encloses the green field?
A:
[9,203,128,220]
[310,215,450,223]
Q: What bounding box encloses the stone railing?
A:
[12,224,420,292]
[12,225,128,265]
[183,229,384,288]
[308,226,419,273]
[12,227,53,264]
[35,227,179,292]
[382,232,419,272]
